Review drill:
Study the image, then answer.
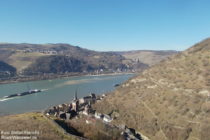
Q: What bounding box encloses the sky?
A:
[0,0,210,51]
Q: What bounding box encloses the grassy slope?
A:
[0,112,76,140]
[93,38,210,140]
[7,52,50,72]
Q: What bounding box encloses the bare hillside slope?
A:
[94,38,210,140]
[118,50,178,66]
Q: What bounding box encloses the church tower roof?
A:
[74,89,78,101]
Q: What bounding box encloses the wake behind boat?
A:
[3,89,42,99]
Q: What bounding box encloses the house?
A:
[83,104,91,115]
[102,94,107,97]
[58,104,64,111]
[79,93,96,104]
[58,112,73,120]
[65,113,71,120]
[67,104,72,112]
[59,111,66,119]
[94,112,103,119]
[72,100,79,112]
[52,106,59,116]
[103,114,113,123]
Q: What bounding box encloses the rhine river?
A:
[0,74,134,116]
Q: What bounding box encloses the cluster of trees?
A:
[0,61,16,78]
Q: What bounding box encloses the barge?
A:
[3,89,42,99]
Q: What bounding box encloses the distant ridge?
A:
[0,43,177,79]
[117,50,179,66]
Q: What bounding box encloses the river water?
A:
[0,74,134,116]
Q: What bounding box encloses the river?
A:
[0,74,134,116]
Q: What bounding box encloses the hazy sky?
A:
[0,0,210,51]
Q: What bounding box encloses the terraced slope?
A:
[93,38,210,140]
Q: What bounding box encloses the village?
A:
[44,91,144,140]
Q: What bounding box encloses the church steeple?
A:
[72,89,79,112]
[74,89,78,101]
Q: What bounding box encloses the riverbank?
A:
[0,74,134,116]
[0,72,135,85]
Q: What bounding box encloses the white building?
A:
[95,112,103,119]
[79,93,96,104]
[103,114,113,123]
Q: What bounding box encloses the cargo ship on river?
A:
[3,89,42,99]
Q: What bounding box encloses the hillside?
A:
[0,43,146,75]
[0,43,179,82]
[0,61,16,78]
[93,38,210,140]
[118,50,178,66]
[24,55,86,75]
